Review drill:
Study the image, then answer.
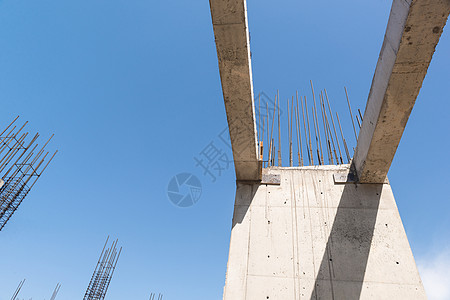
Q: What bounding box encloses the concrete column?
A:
[210,0,260,181]
[223,166,426,299]
[354,0,450,183]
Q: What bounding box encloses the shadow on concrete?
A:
[231,182,260,228]
[310,183,383,300]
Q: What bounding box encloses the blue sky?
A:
[0,0,448,299]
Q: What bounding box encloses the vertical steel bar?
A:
[312,106,321,165]
[258,93,261,143]
[344,86,358,142]
[324,89,344,164]
[311,82,323,164]
[295,92,303,166]
[301,94,310,165]
[336,112,351,163]
[277,91,282,167]
[304,96,313,165]
[290,96,293,167]
[320,92,332,164]
[269,95,276,167]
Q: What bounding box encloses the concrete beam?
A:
[210,0,260,181]
[354,0,450,183]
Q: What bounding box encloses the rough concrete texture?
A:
[354,0,450,183]
[210,0,260,181]
[223,166,426,300]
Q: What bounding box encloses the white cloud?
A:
[417,248,450,300]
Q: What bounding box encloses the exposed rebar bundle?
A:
[256,84,361,168]
[50,283,61,300]
[84,236,122,300]
[0,117,57,231]
[10,279,25,300]
[149,292,163,300]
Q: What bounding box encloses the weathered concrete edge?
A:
[354,0,450,183]
[210,0,260,181]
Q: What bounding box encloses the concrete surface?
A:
[223,166,426,300]
[210,0,260,181]
[354,0,450,183]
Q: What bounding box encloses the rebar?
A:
[0,117,56,231]
[11,279,25,300]
[324,89,344,164]
[277,91,282,167]
[304,96,313,165]
[356,114,362,129]
[311,81,323,164]
[301,94,310,165]
[253,85,360,167]
[50,283,61,300]
[320,92,333,164]
[336,112,351,163]
[269,95,276,167]
[149,293,163,300]
[83,237,122,300]
[295,92,303,166]
[344,86,358,142]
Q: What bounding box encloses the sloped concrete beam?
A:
[354,0,450,183]
[210,0,260,181]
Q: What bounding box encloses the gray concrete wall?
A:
[223,166,425,299]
